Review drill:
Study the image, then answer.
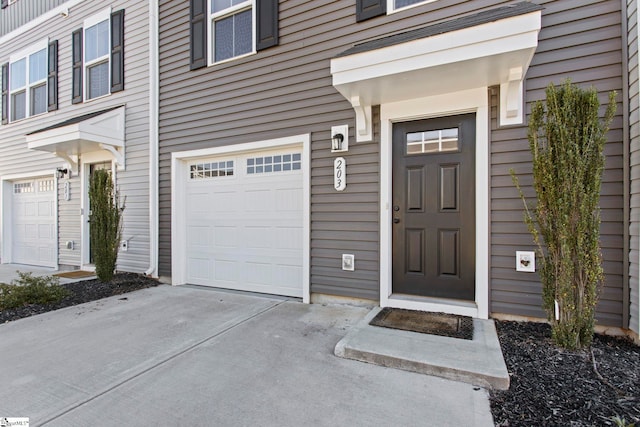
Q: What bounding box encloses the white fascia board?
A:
[0,0,86,46]
[331,11,540,86]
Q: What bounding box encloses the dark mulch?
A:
[491,320,640,426]
[0,272,160,324]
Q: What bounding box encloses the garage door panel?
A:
[11,178,56,267]
[185,149,303,297]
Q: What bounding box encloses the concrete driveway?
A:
[0,285,494,426]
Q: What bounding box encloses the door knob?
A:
[393,218,400,224]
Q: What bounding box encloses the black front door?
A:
[392,114,475,300]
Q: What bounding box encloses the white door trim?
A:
[80,152,116,269]
[171,134,311,303]
[1,170,59,268]
[380,87,489,318]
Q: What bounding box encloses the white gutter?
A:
[145,0,159,277]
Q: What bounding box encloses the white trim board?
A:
[380,87,490,319]
[171,134,311,303]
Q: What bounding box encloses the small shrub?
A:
[0,272,69,310]
[89,169,125,282]
[512,80,616,349]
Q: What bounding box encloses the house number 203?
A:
[334,157,346,191]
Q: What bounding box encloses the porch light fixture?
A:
[56,167,69,179]
[331,124,349,153]
[332,133,344,151]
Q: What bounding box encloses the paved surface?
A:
[0,264,93,285]
[0,285,495,427]
[336,307,510,390]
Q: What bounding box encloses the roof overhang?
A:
[26,106,126,172]
[331,3,542,141]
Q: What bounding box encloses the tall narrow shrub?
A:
[89,169,125,282]
[512,80,616,349]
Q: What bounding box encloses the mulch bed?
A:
[491,320,640,426]
[0,272,160,324]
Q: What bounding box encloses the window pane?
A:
[395,0,426,8]
[214,8,252,62]
[30,84,46,115]
[29,48,47,83]
[85,20,109,62]
[10,58,26,89]
[87,61,109,99]
[11,91,26,121]
[406,128,459,155]
[235,10,252,56]
[214,15,234,62]
[212,0,246,13]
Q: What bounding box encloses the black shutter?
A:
[110,9,125,93]
[47,40,58,112]
[256,0,278,51]
[1,62,8,124]
[1,0,8,10]
[356,0,386,22]
[71,28,83,104]
[190,0,207,70]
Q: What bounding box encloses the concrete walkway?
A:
[0,285,495,426]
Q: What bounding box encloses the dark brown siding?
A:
[628,0,639,335]
[159,0,627,321]
[491,0,625,326]
[158,0,509,299]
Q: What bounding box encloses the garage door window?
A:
[14,182,34,193]
[190,160,234,179]
[247,153,301,175]
[38,179,54,192]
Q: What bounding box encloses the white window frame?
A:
[208,0,256,65]
[83,8,111,101]
[387,0,437,14]
[8,38,48,122]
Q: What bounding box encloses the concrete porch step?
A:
[335,307,510,390]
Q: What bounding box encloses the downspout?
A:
[146,0,159,277]
[621,0,630,329]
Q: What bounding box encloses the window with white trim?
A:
[8,40,48,122]
[71,8,124,104]
[210,0,255,63]
[84,10,110,100]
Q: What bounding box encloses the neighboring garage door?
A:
[185,148,303,297]
[12,178,56,267]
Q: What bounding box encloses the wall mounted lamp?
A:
[57,167,70,179]
[331,125,349,153]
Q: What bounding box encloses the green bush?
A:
[0,272,69,310]
[512,80,616,349]
[89,169,125,282]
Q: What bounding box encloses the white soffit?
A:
[331,8,542,140]
[26,106,126,172]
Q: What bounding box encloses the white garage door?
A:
[12,178,56,267]
[185,149,303,297]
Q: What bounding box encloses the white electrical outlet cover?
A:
[342,254,355,271]
[516,251,535,272]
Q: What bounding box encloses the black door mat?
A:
[369,308,474,340]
